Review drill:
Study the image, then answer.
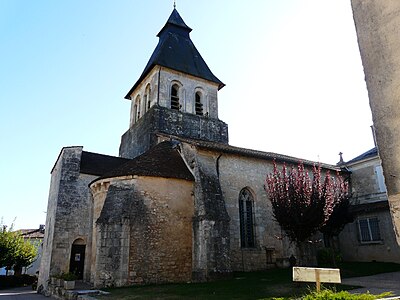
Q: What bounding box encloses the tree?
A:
[0,223,38,275]
[320,191,354,239]
[264,162,349,265]
[319,187,355,266]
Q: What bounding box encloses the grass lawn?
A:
[97,262,400,300]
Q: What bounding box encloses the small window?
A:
[195,92,203,116]
[239,188,255,248]
[133,104,138,122]
[144,94,148,113]
[358,217,381,243]
[145,84,151,112]
[135,95,141,120]
[171,85,180,110]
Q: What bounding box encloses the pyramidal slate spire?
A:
[158,8,192,35]
[125,9,224,98]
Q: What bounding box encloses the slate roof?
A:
[125,9,224,99]
[345,147,378,165]
[350,200,389,213]
[157,134,343,172]
[92,141,194,183]
[80,151,130,176]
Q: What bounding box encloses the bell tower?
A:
[119,9,228,159]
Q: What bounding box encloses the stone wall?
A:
[349,157,388,206]
[89,180,110,285]
[339,210,400,263]
[349,157,386,201]
[156,67,220,119]
[189,148,332,271]
[339,155,400,262]
[126,66,220,126]
[180,144,232,281]
[128,177,193,284]
[54,171,94,280]
[92,181,134,287]
[119,106,229,159]
[94,222,130,288]
[38,147,96,290]
[38,147,66,289]
[91,176,194,286]
[216,152,289,271]
[127,67,159,127]
[351,0,400,244]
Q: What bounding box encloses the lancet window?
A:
[239,188,255,248]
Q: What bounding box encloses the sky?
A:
[0,0,373,229]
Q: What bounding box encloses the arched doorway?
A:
[69,238,86,280]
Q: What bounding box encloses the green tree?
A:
[0,223,38,275]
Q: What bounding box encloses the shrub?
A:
[317,248,342,266]
[301,289,392,300]
[60,272,78,281]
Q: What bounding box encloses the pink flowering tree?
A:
[265,161,349,265]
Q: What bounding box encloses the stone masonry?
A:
[39,8,358,294]
[351,0,400,245]
[120,106,228,159]
[38,147,95,290]
[90,174,194,287]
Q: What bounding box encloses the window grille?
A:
[171,85,180,110]
[239,188,255,248]
[358,217,381,243]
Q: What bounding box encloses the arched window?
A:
[135,95,141,120]
[195,92,203,116]
[171,84,180,110]
[239,188,255,248]
[133,103,138,123]
[143,94,148,113]
[145,84,151,112]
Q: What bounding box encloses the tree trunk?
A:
[14,265,22,276]
[297,242,317,266]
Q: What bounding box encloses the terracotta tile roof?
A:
[92,141,194,183]
[19,229,45,239]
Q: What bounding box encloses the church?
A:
[38,8,345,289]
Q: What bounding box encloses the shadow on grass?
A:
[97,268,361,300]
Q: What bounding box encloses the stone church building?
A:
[38,9,344,289]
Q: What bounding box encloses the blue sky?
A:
[0,0,373,229]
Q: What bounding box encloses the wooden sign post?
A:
[293,267,341,292]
